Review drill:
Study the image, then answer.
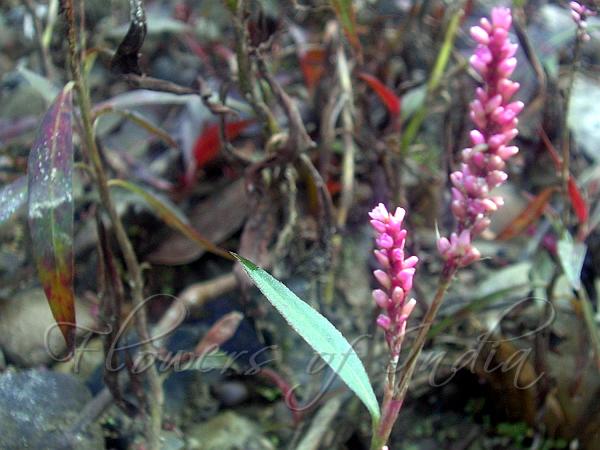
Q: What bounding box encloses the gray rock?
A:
[0,370,104,449]
[0,288,95,366]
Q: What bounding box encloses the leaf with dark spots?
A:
[358,72,401,117]
[0,176,27,226]
[193,119,254,169]
[111,0,147,75]
[27,83,76,351]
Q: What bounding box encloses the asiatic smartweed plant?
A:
[236,7,522,450]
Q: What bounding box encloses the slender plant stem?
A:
[370,358,401,450]
[336,43,356,229]
[63,2,163,448]
[394,268,454,404]
[370,267,455,449]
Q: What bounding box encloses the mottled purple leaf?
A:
[0,176,27,225]
[27,83,76,351]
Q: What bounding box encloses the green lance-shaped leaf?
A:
[0,176,27,226]
[234,254,381,423]
[107,179,233,260]
[27,82,76,350]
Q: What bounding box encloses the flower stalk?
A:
[370,7,522,449]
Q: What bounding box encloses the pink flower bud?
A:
[492,7,512,29]
[480,18,493,33]
[469,55,488,75]
[374,269,391,290]
[374,249,390,268]
[373,289,389,308]
[470,130,485,145]
[403,255,419,268]
[470,26,490,45]
[498,57,517,77]
[391,286,405,304]
[437,236,451,255]
[377,314,391,330]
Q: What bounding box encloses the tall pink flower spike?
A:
[370,203,418,359]
[438,7,523,268]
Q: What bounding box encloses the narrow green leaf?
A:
[401,9,463,152]
[94,108,178,148]
[233,254,380,422]
[330,0,361,52]
[108,179,233,260]
[0,176,27,226]
[427,10,463,93]
[27,82,76,350]
[557,232,587,290]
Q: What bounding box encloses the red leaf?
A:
[27,83,76,351]
[298,48,326,91]
[193,119,254,169]
[358,72,401,117]
[568,175,589,224]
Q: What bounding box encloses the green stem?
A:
[64,2,163,448]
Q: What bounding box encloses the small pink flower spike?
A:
[370,203,418,358]
[570,2,596,41]
[439,7,522,269]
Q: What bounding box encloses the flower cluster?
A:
[370,204,418,358]
[438,7,523,268]
[570,1,596,41]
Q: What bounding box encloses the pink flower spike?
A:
[370,203,418,356]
